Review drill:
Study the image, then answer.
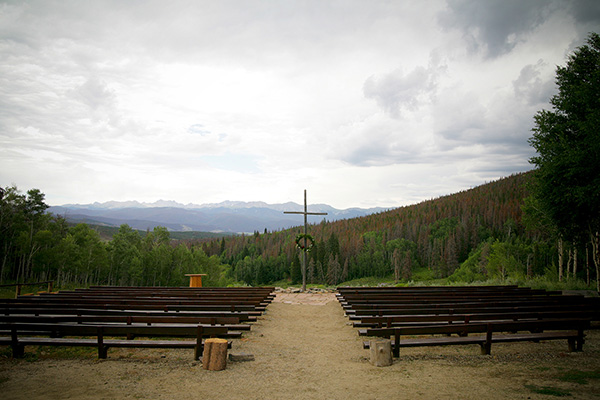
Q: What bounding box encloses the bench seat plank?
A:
[0,336,233,358]
[362,330,581,352]
[363,335,486,349]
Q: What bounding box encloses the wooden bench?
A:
[338,286,598,309]
[340,296,586,310]
[68,286,276,303]
[346,303,597,319]
[0,300,264,314]
[0,286,277,360]
[0,323,234,360]
[11,296,270,308]
[0,314,250,330]
[361,318,590,357]
[0,306,259,322]
[353,310,598,328]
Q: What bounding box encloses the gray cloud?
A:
[570,0,600,24]
[512,60,556,105]
[363,64,442,118]
[439,0,561,58]
[342,139,419,167]
[0,0,594,208]
[75,77,116,111]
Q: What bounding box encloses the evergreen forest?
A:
[0,171,595,290]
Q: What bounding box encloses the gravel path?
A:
[1,293,600,399]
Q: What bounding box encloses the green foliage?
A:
[0,288,15,299]
[557,370,600,385]
[528,32,600,243]
[429,217,458,240]
[447,241,489,283]
[338,276,397,287]
[0,185,53,283]
[0,185,236,287]
[485,239,529,281]
[409,267,436,282]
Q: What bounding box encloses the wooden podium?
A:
[185,274,207,287]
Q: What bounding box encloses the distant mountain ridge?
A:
[48,200,388,234]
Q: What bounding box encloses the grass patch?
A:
[270,279,293,288]
[35,345,97,359]
[0,288,16,299]
[0,345,97,361]
[525,384,572,397]
[0,346,14,359]
[557,370,600,385]
[338,276,396,287]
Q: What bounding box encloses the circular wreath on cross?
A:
[295,233,315,252]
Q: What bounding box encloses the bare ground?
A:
[1,293,600,399]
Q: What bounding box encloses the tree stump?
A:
[369,339,393,367]
[202,338,228,371]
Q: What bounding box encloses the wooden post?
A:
[369,339,393,367]
[202,338,228,371]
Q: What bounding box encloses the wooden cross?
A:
[284,190,327,291]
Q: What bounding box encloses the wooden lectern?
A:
[185,274,207,287]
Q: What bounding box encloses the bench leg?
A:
[568,338,576,352]
[393,332,400,358]
[576,329,585,352]
[97,327,108,359]
[481,325,492,355]
[194,342,202,361]
[98,345,108,359]
[194,325,204,360]
[11,329,24,358]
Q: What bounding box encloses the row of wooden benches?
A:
[0,286,275,359]
[338,285,597,357]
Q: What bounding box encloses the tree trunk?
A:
[566,247,573,280]
[558,237,564,282]
[591,231,600,293]
[573,245,578,278]
[586,244,590,286]
[202,338,228,371]
[392,249,400,284]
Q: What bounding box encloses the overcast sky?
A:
[1,1,598,209]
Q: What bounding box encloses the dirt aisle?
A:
[1,293,599,399]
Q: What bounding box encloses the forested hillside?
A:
[200,171,583,286]
[1,172,591,289]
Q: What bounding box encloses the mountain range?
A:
[47,200,388,234]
